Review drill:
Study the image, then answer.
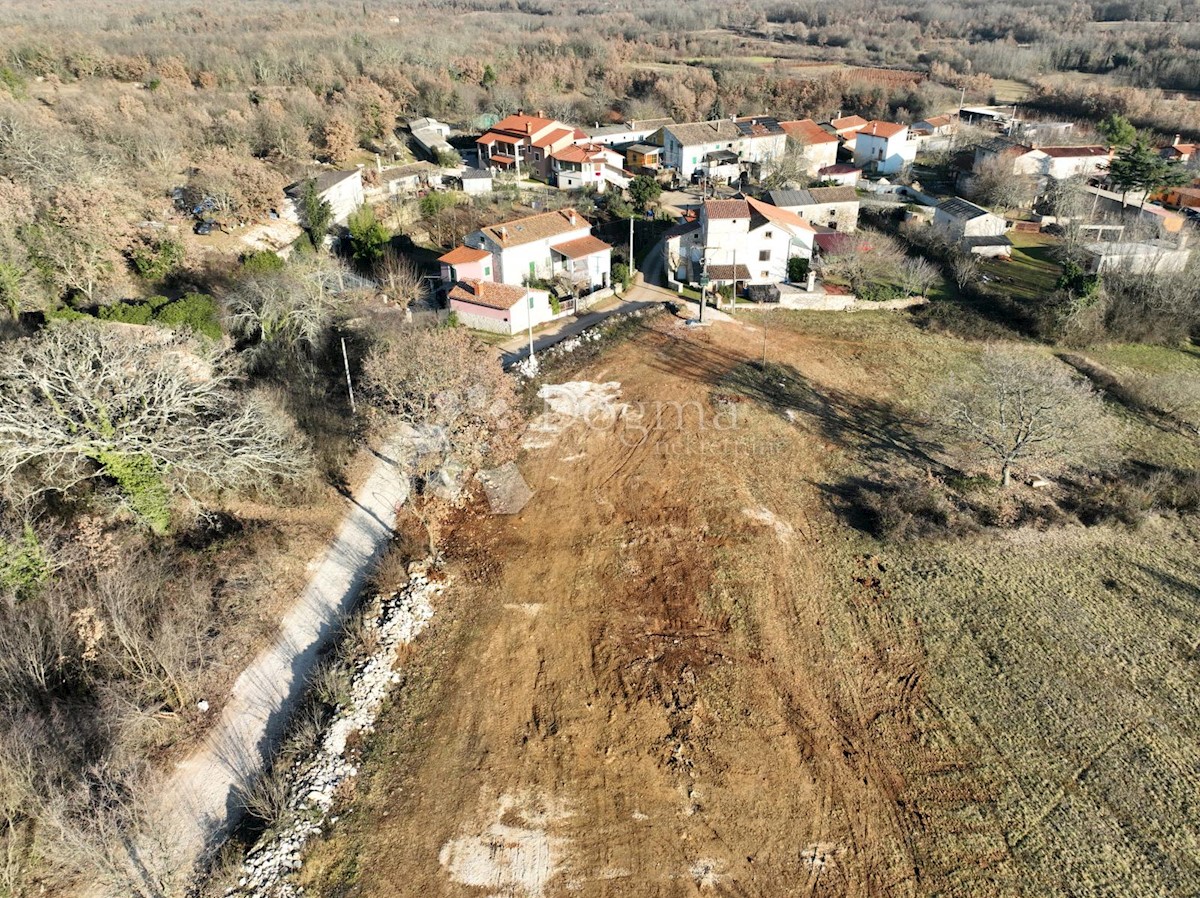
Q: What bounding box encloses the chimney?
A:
[1174,134,1182,146]
[499,226,508,241]
[537,109,544,117]
[526,122,533,134]
[595,121,599,128]
[569,210,576,225]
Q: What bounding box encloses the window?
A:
[759,249,771,261]
[763,231,773,239]
[483,265,491,276]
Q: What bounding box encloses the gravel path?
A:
[150,441,411,882]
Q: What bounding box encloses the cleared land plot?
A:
[298,309,1200,898]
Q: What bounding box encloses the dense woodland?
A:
[0,1,1199,896]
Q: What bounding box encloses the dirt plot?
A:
[301,311,1200,897]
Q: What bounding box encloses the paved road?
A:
[148,441,411,883]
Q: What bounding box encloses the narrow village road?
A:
[148,441,411,882]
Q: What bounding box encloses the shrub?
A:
[787,256,809,282]
[0,523,50,602]
[613,262,631,290]
[98,301,153,326]
[94,450,173,534]
[155,292,221,340]
[242,250,285,275]
[129,234,185,282]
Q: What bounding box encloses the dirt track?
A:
[321,314,957,897]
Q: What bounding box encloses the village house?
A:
[852,121,917,175]
[446,279,558,336]
[1014,146,1113,180]
[476,113,582,181]
[1160,137,1197,165]
[579,118,674,148]
[933,197,1009,252]
[284,169,364,226]
[457,207,612,293]
[660,116,787,181]
[911,114,956,137]
[371,161,443,198]
[816,162,862,187]
[779,119,840,176]
[765,187,860,232]
[675,197,814,291]
[822,115,869,151]
[550,143,629,192]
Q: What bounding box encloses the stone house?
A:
[765,186,860,232]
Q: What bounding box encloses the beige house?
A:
[933,196,1008,245]
[779,119,840,177]
[477,113,582,181]
[285,169,365,226]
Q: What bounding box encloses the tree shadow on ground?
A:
[719,359,946,473]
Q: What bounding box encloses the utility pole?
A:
[527,293,535,365]
[340,336,356,413]
[629,214,635,280]
[699,251,708,324]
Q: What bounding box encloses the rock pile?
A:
[224,564,442,898]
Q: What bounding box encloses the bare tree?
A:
[950,251,980,291]
[374,249,428,309]
[0,323,309,526]
[968,155,1038,213]
[361,326,519,471]
[225,256,362,358]
[931,346,1117,487]
[899,255,939,297]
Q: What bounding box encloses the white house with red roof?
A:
[683,197,815,289]
[439,206,612,307]
[852,121,916,174]
[779,119,840,176]
[822,115,870,152]
[476,113,583,181]
[550,143,630,192]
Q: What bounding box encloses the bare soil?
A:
[299,311,1200,898]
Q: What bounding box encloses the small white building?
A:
[285,169,365,226]
[853,121,917,175]
[551,143,629,192]
[817,163,862,187]
[933,196,1008,244]
[409,117,454,160]
[823,115,869,152]
[579,118,674,148]
[1082,240,1192,275]
[458,168,493,196]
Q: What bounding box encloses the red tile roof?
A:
[448,279,530,311]
[859,120,908,139]
[746,196,815,231]
[481,208,590,247]
[531,127,575,149]
[552,235,612,259]
[1037,145,1110,158]
[551,142,613,164]
[829,115,869,133]
[819,163,861,175]
[704,199,751,220]
[780,119,839,144]
[438,246,491,265]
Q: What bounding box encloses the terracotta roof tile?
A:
[480,208,590,248]
[780,119,840,144]
[448,279,530,311]
[704,199,751,220]
[1037,145,1110,158]
[829,115,869,132]
[859,120,908,139]
[552,235,612,259]
[746,197,814,231]
[531,127,575,148]
[438,246,491,265]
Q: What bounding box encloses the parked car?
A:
[194,219,215,236]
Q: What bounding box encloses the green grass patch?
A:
[979,231,1063,301]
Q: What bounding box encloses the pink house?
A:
[448,279,556,336]
[438,245,493,283]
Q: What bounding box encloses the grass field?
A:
[980,231,1063,301]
